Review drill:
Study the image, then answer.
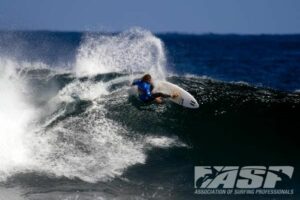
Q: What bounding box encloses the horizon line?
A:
[0,29,300,36]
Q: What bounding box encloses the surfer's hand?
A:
[171,92,179,98]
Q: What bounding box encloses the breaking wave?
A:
[0,28,182,183]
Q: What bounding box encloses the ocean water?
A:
[0,28,299,200]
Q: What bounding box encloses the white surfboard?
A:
[129,80,199,109]
[153,81,199,109]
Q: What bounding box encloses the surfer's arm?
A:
[132,79,140,86]
[150,83,154,92]
[151,92,171,98]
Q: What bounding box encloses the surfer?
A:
[132,74,178,103]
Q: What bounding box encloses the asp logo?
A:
[195,166,294,189]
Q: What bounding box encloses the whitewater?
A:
[0,28,184,184]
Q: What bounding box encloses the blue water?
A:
[0,30,299,200]
[161,34,300,91]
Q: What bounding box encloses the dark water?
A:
[0,29,299,200]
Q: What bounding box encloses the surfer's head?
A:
[142,74,152,83]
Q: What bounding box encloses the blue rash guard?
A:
[132,79,153,102]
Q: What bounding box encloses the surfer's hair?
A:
[142,74,152,82]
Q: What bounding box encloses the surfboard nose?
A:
[189,99,199,108]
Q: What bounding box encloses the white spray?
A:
[0,59,36,180]
[75,28,167,80]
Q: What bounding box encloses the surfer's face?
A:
[144,78,151,84]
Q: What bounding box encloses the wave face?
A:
[0,29,299,199]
